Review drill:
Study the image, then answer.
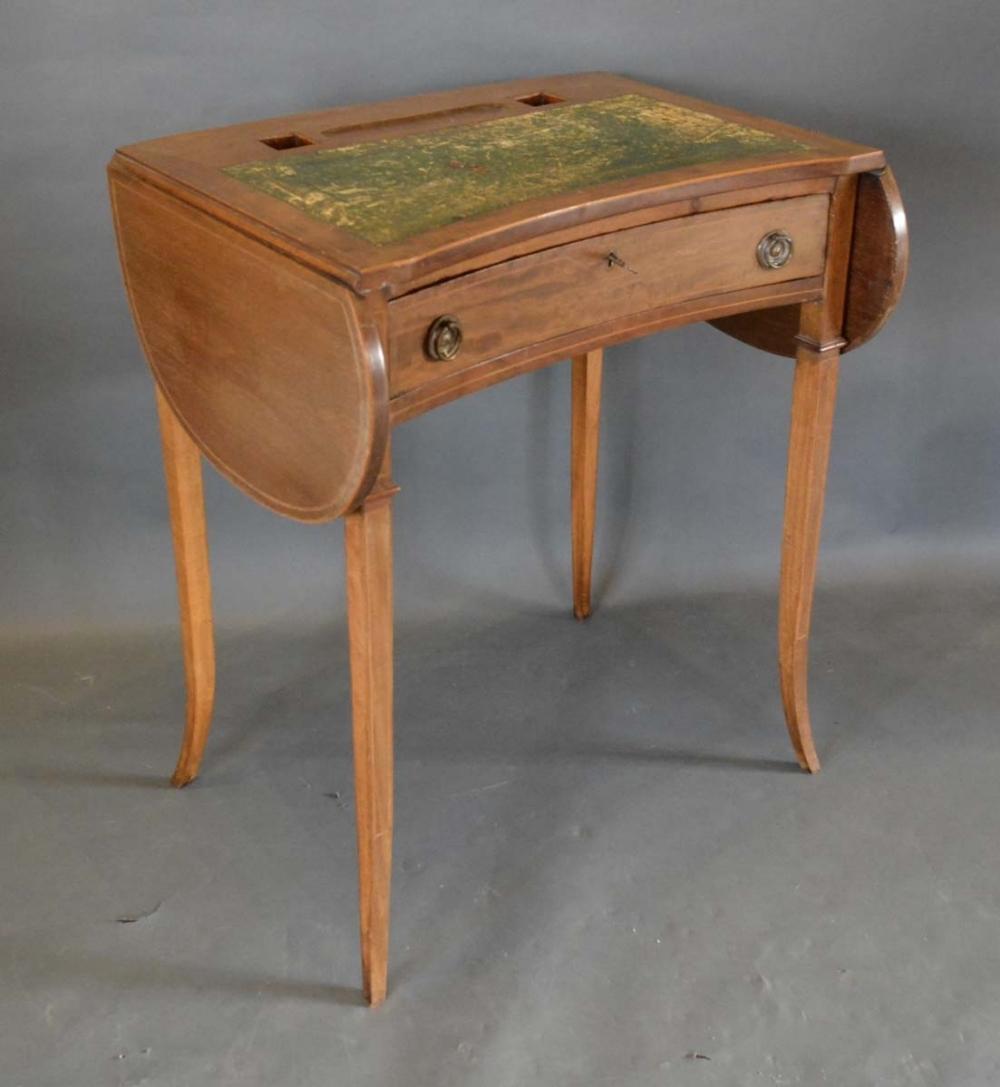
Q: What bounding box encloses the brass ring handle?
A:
[425,314,463,361]
[757,230,794,270]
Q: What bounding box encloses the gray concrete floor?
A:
[3,577,1000,1086]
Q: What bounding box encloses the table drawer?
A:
[388,195,829,395]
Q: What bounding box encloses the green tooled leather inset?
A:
[224,94,809,246]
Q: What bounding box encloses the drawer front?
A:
[388,195,829,395]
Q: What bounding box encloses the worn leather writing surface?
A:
[223,94,809,245]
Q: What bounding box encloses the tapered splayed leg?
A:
[571,349,603,620]
[344,474,397,1006]
[155,387,216,788]
[777,175,857,774]
[778,333,841,774]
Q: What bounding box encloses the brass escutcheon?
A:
[756,230,794,270]
[425,314,463,361]
[605,250,637,274]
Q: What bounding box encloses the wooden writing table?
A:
[109,73,908,1004]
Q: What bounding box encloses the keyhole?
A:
[605,251,637,274]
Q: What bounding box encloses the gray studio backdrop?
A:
[2,0,998,639]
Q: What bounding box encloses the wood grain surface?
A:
[571,350,604,620]
[389,196,829,397]
[344,460,398,1005]
[777,175,859,773]
[110,165,387,522]
[108,73,908,1006]
[709,167,908,356]
[155,387,216,788]
[389,278,824,425]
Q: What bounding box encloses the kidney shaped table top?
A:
[109,72,908,1005]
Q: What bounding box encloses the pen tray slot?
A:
[321,102,508,138]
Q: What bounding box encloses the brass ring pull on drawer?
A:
[757,230,794,269]
[425,314,463,361]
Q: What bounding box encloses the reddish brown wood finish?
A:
[108,74,907,1006]
[112,72,882,295]
[843,167,909,350]
[389,196,829,397]
[709,167,908,357]
[390,277,824,425]
[779,344,839,773]
[110,165,387,523]
[572,350,603,620]
[344,460,398,1006]
[155,387,216,787]
[398,176,835,294]
[777,175,858,773]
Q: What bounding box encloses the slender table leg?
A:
[571,349,603,620]
[155,386,216,788]
[778,328,840,773]
[344,470,397,1006]
[777,176,857,774]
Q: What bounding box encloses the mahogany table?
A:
[109,73,908,1004]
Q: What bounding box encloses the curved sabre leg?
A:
[777,176,857,774]
[155,387,217,787]
[778,335,840,774]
